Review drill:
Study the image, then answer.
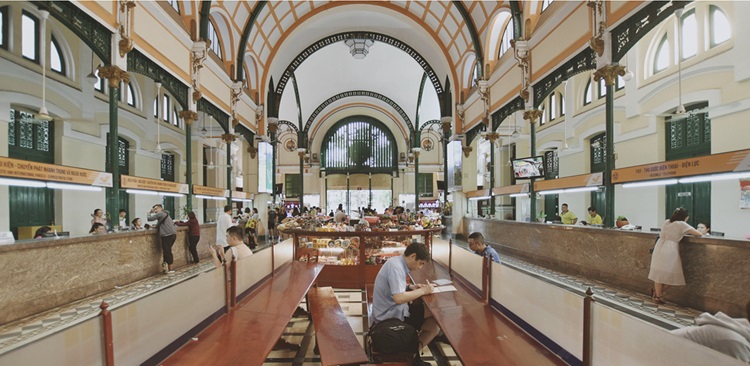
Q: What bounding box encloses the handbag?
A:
[649,236,659,254]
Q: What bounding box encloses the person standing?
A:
[267,206,278,243]
[370,243,440,366]
[467,232,501,264]
[587,207,603,225]
[147,204,177,274]
[648,207,702,304]
[91,208,107,227]
[176,211,201,263]
[560,203,578,225]
[216,205,234,253]
[118,209,128,229]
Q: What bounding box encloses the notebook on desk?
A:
[432,285,457,293]
[431,279,452,286]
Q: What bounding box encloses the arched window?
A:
[541,0,554,12]
[584,79,593,105]
[21,11,38,62]
[499,18,514,58]
[172,107,179,128]
[94,67,104,92]
[321,115,397,174]
[549,93,557,121]
[654,35,669,73]
[120,82,135,107]
[540,106,547,125]
[166,0,180,14]
[597,78,606,99]
[207,19,223,59]
[709,6,730,47]
[616,75,625,91]
[560,93,565,116]
[163,94,171,122]
[0,6,7,49]
[680,9,697,60]
[50,36,64,74]
[153,97,158,118]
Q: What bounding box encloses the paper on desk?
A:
[432,285,457,293]
[431,279,452,286]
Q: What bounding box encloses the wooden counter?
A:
[462,217,750,317]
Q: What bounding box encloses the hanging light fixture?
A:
[86,51,99,85]
[511,112,519,138]
[36,9,53,122]
[344,38,374,59]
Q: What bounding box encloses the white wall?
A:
[1,318,103,366]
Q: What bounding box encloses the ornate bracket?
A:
[220,133,237,144]
[512,39,531,102]
[593,64,626,87]
[247,144,257,159]
[97,66,130,88]
[118,1,135,58]
[588,0,605,57]
[178,110,198,126]
[191,40,209,103]
[485,131,501,144]
[523,109,544,125]
[462,146,473,158]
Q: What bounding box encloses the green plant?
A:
[616,216,628,221]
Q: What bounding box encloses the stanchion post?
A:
[583,287,595,366]
[99,301,114,366]
[230,260,237,307]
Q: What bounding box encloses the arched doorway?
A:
[321,115,398,214]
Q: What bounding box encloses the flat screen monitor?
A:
[512,156,545,179]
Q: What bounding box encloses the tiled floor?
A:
[263,289,463,366]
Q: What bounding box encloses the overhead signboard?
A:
[492,183,529,196]
[121,175,189,193]
[534,172,603,191]
[612,149,750,183]
[193,185,228,197]
[233,191,253,200]
[0,157,112,187]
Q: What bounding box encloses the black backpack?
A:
[369,318,419,354]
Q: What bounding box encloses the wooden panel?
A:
[450,244,483,291]
[309,287,369,366]
[163,262,323,365]
[411,263,566,366]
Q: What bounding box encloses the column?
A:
[179,111,198,211]
[298,148,305,209]
[594,65,625,227]
[98,66,130,224]
[221,133,235,205]
[413,148,420,212]
[268,118,278,205]
[486,131,500,217]
[523,109,543,222]
[441,117,451,207]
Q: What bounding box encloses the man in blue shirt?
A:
[371,243,439,366]
[468,232,501,264]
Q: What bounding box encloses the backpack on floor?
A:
[368,318,418,355]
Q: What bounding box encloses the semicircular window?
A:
[321,115,397,174]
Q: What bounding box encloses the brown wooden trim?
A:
[99,301,114,366]
[583,287,595,366]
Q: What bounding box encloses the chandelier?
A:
[344,38,374,59]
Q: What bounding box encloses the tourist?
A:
[176,211,201,263]
[147,204,177,274]
[467,232,501,264]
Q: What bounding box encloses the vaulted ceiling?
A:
[203,0,510,137]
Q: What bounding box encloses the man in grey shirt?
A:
[370,243,440,365]
[147,204,177,273]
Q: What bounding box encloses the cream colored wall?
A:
[1,318,103,365]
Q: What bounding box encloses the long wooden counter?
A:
[463,217,750,317]
[0,224,216,325]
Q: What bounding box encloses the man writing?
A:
[467,232,501,264]
[560,203,578,225]
[370,243,440,366]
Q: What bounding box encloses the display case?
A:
[287,228,442,288]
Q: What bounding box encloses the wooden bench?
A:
[411,262,567,366]
[308,286,369,366]
[162,261,323,365]
[363,283,417,365]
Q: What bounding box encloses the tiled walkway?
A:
[0,239,703,364]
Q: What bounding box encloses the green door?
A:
[590,133,606,221]
[161,153,176,217]
[8,108,55,239]
[543,150,559,222]
[665,104,711,227]
[106,135,130,224]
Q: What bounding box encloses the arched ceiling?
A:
[206,0,508,137]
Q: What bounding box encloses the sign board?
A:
[465,189,490,198]
[612,149,750,183]
[0,157,112,187]
[492,183,529,196]
[193,185,228,197]
[534,172,603,191]
[233,191,253,200]
[121,175,188,193]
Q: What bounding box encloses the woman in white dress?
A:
[648,208,702,304]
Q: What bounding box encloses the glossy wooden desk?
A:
[411,262,566,366]
[163,262,324,365]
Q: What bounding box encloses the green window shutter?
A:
[285,174,301,199]
[418,173,433,197]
